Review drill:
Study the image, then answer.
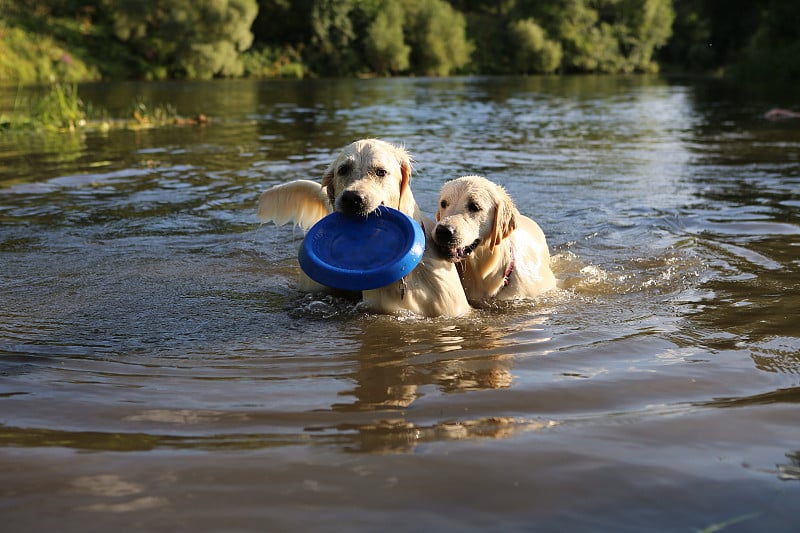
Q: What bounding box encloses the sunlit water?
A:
[1,77,799,531]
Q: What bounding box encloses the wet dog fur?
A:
[257,139,470,317]
[433,175,556,304]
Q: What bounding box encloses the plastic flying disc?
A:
[298,206,425,291]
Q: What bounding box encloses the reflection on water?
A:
[1,76,799,531]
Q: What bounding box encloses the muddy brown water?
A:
[1,76,799,531]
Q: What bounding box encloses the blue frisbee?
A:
[298,206,425,291]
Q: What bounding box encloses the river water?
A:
[1,76,799,531]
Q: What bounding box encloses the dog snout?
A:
[339,190,367,215]
[434,223,456,244]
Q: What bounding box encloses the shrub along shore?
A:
[1,0,798,130]
[0,82,209,132]
[2,0,797,85]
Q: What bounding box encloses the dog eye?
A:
[468,201,482,212]
[373,167,388,177]
[337,163,352,176]
[440,200,449,209]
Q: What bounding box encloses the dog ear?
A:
[490,192,518,251]
[398,158,413,211]
[394,144,414,211]
[321,164,336,206]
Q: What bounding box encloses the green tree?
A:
[513,0,673,73]
[656,0,797,78]
[655,0,714,71]
[553,1,614,72]
[107,0,258,79]
[603,0,674,72]
[364,0,411,75]
[461,11,509,74]
[405,0,474,76]
[734,0,800,81]
[508,18,563,73]
[252,0,315,48]
[306,0,360,75]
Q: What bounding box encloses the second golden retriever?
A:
[433,175,556,304]
[257,139,471,317]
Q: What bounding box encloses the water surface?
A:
[1,76,799,531]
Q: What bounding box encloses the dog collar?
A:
[502,242,515,288]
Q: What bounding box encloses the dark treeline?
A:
[1,0,798,83]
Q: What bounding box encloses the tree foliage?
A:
[305,0,360,75]
[509,18,562,74]
[405,0,474,76]
[2,0,797,81]
[735,0,800,81]
[656,0,800,79]
[106,0,258,79]
[364,0,410,75]
[504,0,674,74]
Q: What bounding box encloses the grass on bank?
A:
[0,19,103,84]
[0,83,206,133]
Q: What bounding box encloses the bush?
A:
[509,18,562,74]
[305,0,360,76]
[107,0,258,79]
[611,0,675,73]
[0,22,101,83]
[507,0,674,74]
[405,0,474,76]
[733,0,800,81]
[242,47,305,78]
[364,0,411,75]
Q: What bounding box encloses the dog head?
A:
[321,139,414,217]
[433,175,518,261]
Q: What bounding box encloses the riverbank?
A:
[0,83,207,132]
[4,1,798,85]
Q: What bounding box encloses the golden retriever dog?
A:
[257,139,470,317]
[433,175,556,305]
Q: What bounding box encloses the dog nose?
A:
[339,190,366,215]
[435,224,455,243]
